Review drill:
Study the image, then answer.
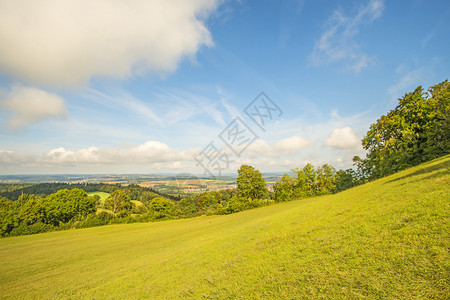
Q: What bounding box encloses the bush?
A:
[97,211,114,221]
[9,222,54,236]
[78,214,110,228]
[132,204,147,214]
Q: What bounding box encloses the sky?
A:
[0,0,449,176]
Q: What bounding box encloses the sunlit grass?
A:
[1,156,448,299]
[87,191,110,203]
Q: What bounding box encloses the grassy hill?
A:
[87,191,110,203]
[0,156,448,299]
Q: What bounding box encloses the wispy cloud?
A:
[87,88,162,125]
[309,0,384,73]
[86,86,236,128]
[387,58,440,106]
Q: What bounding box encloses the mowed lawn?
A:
[0,157,449,299]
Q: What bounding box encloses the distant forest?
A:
[0,182,180,202]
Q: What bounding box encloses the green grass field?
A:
[1,156,449,299]
[87,191,110,203]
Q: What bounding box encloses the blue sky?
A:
[0,0,449,175]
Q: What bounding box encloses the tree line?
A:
[0,182,180,202]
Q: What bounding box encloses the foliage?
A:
[335,169,358,192]
[149,197,173,213]
[273,174,295,202]
[357,80,449,179]
[131,200,147,214]
[41,189,97,225]
[0,189,96,236]
[236,165,268,201]
[0,183,104,201]
[0,182,176,202]
[9,222,54,237]
[274,163,337,202]
[105,190,132,218]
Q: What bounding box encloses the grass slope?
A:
[87,191,110,203]
[1,156,449,299]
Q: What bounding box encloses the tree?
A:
[41,189,96,225]
[92,194,101,204]
[423,80,450,159]
[360,80,449,179]
[316,164,336,195]
[236,165,268,201]
[18,196,45,225]
[273,174,295,202]
[291,163,317,198]
[280,164,339,199]
[196,192,219,212]
[335,169,357,192]
[149,197,174,218]
[105,190,132,218]
[0,197,18,237]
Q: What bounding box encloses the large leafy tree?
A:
[359,80,449,179]
[41,188,96,225]
[236,165,268,201]
[149,196,173,213]
[105,190,132,218]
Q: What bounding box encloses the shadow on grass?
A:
[384,158,450,185]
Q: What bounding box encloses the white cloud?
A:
[310,0,384,73]
[0,149,33,165]
[244,140,271,157]
[53,141,197,164]
[0,0,218,86]
[244,135,312,158]
[169,161,183,169]
[0,86,67,131]
[273,136,311,153]
[324,127,361,149]
[46,146,100,164]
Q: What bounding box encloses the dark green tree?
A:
[335,169,357,192]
